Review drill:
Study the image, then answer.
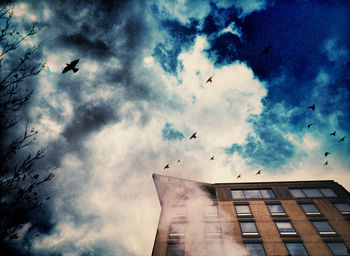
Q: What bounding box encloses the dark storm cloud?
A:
[57,33,112,59]
[62,101,119,144]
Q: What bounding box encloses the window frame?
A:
[289,187,338,198]
[244,241,267,256]
[166,242,185,256]
[311,220,337,236]
[231,189,276,199]
[275,220,298,237]
[298,202,322,216]
[266,202,287,217]
[284,241,309,256]
[169,222,186,238]
[239,220,260,238]
[325,241,350,256]
[333,202,350,215]
[234,202,253,217]
[204,204,219,218]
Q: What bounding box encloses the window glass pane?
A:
[320,188,337,197]
[268,204,285,214]
[244,190,262,199]
[285,243,309,256]
[276,222,295,232]
[290,189,305,198]
[334,203,350,213]
[235,205,251,215]
[312,221,334,232]
[260,189,276,199]
[167,244,184,256]
[240,222,258,233]
[231,190,245,199]
[300,203,320,213]
[170,223,185,236]
[245,243,266,256]
[205,223,221,235]
[303,188,323,197]
[326,242,350,255]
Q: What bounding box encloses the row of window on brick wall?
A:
[166,240,350,256]
[230,187,340,200]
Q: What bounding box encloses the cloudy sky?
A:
[4,0,350,255]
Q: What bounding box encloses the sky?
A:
[2,0,350,255]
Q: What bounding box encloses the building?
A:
[152,174,350,256]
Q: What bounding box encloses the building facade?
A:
[152,174,350,256]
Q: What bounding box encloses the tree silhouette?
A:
[0,2,54,243]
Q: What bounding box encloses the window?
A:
[205,222,221,237]
[235,204,252,217]
[333,203,350,215]
[169,223,185,237]
[275,221,297,236]
[167,243,184,256]
[299,203,321,216]
[267,203,286,216]
[231,189,275,199]
[244,243,266,256]
[172,207,186,218]
[239,221,259,237]
[326,242,350,255]
[284,242,309,256]
[289,188,337,198]
[205,205,219,218]
[312,221,336,235]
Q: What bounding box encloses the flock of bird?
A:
[60,47,347,181]
[306,104,347,167]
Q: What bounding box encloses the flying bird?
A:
[164,164,169,169]
[324,152,331,157]
[262,45,272,54]
[256,169,262,175]
[205,75,213,84]
[189,132,197,140]
[307,104,315,111]
[210,156,214,161]
[330,131,336,136]
[177,159,181,163]
[339,136,347,142]
[62,59,79,74]
[324,161,328,166]
[237,174,241,179]
[307,123,313,128]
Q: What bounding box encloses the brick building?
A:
[152,174,350,256]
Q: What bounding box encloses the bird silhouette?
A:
[62,59,79,74]
[164,164,169,169]
[307,104,315,111]
[324,152,330,157]
[339,136,347,142]
[205,75,213,84]
[237,174,241,179]
[262,45,272,54]
[330,131,336,136]
[210,156,214,161]
[307,123,313,128]
[189,132,197,140]
[177,159,181,163]
[324,161,328,166]
[256,169,262,175]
